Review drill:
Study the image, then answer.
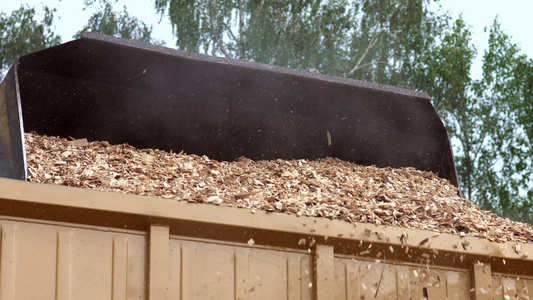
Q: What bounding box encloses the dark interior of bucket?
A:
[2,33,459,188]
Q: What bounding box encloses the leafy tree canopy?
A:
[0,5,61,73]
[0,1,162,73]
[153,0,449,88]
[75,0,164,45]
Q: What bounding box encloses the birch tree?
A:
[76,1,163,44]
[0,5,61,73]
[153,0,446,82]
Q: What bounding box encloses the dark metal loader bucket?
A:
[0,32,460,190]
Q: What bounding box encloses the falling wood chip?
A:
[24,132,533,244]
[419,238,429,247]
[235,191,262,199]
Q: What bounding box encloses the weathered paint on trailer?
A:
[1,178,532,299]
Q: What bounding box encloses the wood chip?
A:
[419,238,429,247]
[24,132,533,243]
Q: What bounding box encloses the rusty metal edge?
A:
[0,60,27,180]
[0,178,530,275]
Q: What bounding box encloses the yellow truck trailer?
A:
[1,177,532,299]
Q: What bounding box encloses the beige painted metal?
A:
[0,224,16,300]
[0,218,146,299]
[112,235,130,300]
[56,230,73,300]
[2,177,533,268]
[314,245,335,300]
[333,256,471,299]
[149,225,170,300]
[1,178,533,299]
[165,235,313,299]
[491,273,533,299]
[473,263,492,300]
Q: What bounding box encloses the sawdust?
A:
[25,132,533,243]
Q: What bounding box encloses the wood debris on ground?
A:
[25,132,533,243]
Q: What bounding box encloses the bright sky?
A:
[2,0,532,80]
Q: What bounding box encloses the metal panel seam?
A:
[0,225,17,300]
[56,230,73,300]
[313,245,334,300]
[472,262,492,300]
[149,225,170,300]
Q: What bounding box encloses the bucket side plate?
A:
[0,62,26,180]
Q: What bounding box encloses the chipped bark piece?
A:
[234,191,262,199]
[400,233,408,246]
[515,244,522,255]
[207,196,223,204]
[419,238,429,247]
[462,240,471,250]
[265,196,277,203]
[24,132,533,244]
[69,138,89,147]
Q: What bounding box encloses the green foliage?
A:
[75,1,163,45]
[0,5,62,72]
[420,17,479,200]
[349,0,447,87]
[419,17,476,113]
[420,16,533,223]
[513,59,533,144]
[470,20,533,222]
[153,0,448,86]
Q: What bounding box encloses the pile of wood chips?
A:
[25,132,533,243]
